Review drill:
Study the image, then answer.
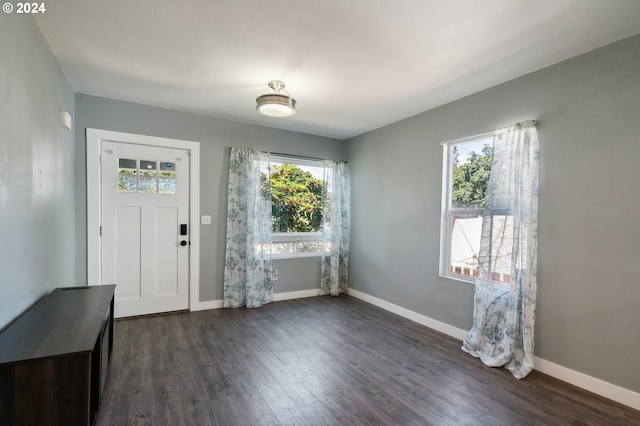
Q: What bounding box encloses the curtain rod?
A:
[228,147,346,163]
[271,152,348,164]
[269,152,326,162]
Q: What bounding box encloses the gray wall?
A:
[273,257,321,294]
[0,15,76,329]
[347,34,640,392]
[3,12,638,396]
[74,94,346,302]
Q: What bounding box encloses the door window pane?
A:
[116,159,178,194]
[159,161,177,194]
[118,158,137,192]
[138,160,157,193]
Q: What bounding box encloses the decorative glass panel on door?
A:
[159,161,177,194]
[118,158,137,192]
[138,160,157,193]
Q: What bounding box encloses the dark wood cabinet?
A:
[0,285,115,426]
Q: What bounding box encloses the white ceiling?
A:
[35,0,640,140]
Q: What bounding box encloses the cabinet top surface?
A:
[0,285,115,364]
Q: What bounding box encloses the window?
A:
[117,158,176,194]
[267,155,325,258]
[440,134,493,282]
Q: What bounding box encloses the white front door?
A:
[100,141,190,317]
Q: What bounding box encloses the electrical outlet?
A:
[273,270,279,281]
[201,215,211,225]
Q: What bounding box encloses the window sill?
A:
[440,273,476,285]
[272,232,322,242]
[272,253,322,260]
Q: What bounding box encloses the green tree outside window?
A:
[452,144,493,208]
[264,164,324,233]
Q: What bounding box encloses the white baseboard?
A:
[346,288,640,411]
[347,288,468,340]
[190,288,323,312]
[274,288,323,301]
[533,357,640,411]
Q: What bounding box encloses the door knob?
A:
[180,240,187,246]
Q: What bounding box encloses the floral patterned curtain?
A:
[321,160,350,295]
[223,147,274,308]
[462,120,540,379]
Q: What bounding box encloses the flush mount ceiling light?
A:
[256,80,297,118]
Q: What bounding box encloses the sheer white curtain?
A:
[462,120,540,379]
[223,147,274,308]
[321,160,350,295]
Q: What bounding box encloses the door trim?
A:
[86,128,200,312]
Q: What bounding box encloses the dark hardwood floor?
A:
[97,296,640,425]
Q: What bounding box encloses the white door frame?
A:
[86,128,200,312]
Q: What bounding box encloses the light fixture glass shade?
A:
[256,81,296,117]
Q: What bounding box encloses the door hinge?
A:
[99,226,102,236]
[99,155,103,166]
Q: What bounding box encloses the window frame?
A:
[439,133,493,283]
[268,154,325,259]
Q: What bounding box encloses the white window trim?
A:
[270,154,323,169]
[271,232,323,259]
[268,155,325,259]
[272,232,322,242]
[439,133,492,284]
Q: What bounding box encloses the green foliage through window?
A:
[452,144,493,208]
[264,163,324,233]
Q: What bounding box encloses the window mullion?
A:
[448,208,484,216]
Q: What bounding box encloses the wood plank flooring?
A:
[97,295,640,425]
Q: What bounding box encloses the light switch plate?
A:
[201,215,211,225]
